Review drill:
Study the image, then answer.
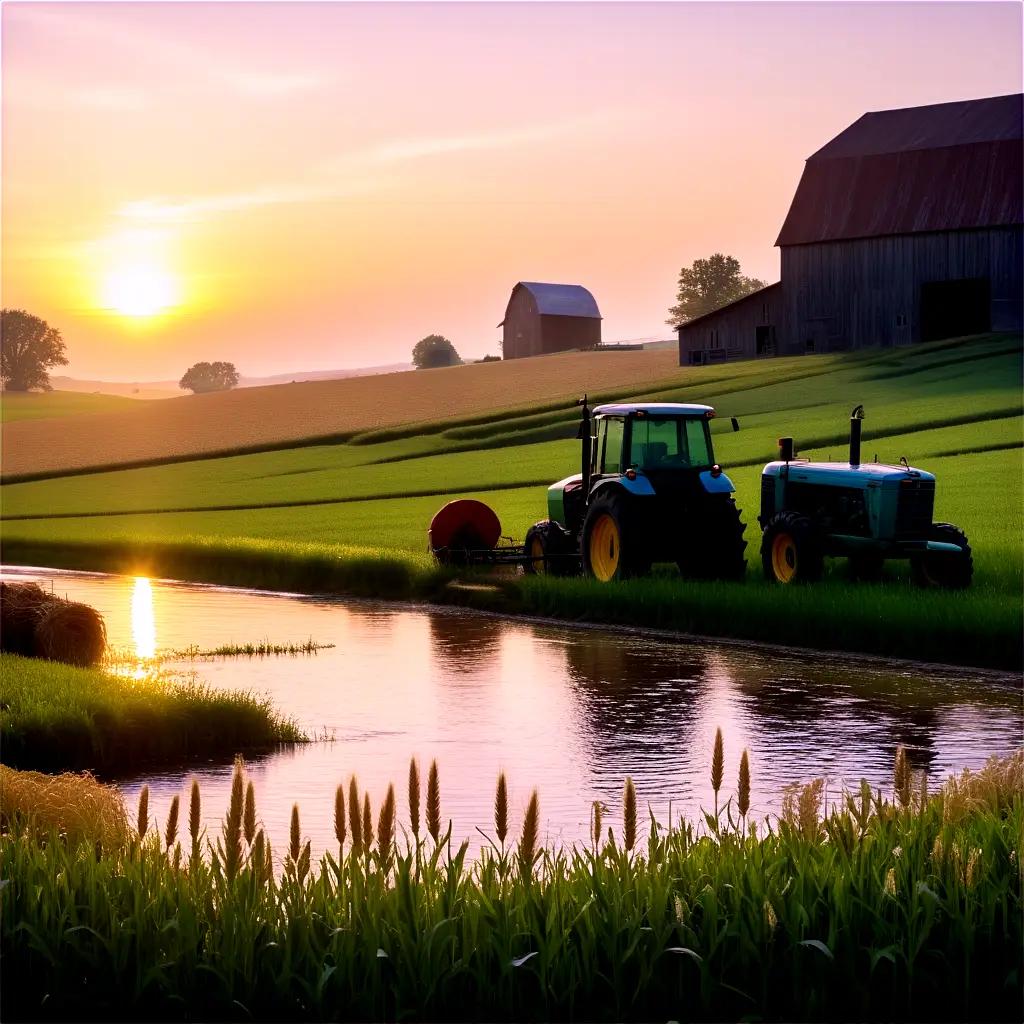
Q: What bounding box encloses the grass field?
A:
[1,348,682,478]
[2,751,1021,1021]
[0,653,304,774]
[1,390,140,422]
[2,334,1021,666]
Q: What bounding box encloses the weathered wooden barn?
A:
[679,93,1023,365]
[500,282,601,359]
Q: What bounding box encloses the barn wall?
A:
[677,284,781,365]
[780,226,1023,352]
[502,287,541,359]
[538,314,601,354]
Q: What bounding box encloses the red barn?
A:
[500,282,602,359]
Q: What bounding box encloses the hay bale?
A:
[34,600,107,667]
[1,581,107,666]
[0,581,52,656]
[0,764,128,848]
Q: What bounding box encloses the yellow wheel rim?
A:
[529,536,545,573]
[589,514,620,582]
[771,532,798,583]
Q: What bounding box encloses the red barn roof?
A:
[776,94,1023,247]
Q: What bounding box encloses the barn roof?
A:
[499,282,601,326]
[776,94,1023,247]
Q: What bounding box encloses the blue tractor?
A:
[523,398,747,581]
[759,406,973,587]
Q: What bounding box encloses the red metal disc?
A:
[428,499,502,553]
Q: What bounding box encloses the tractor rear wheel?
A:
[761,511,823,584]
[522,520,577,576]
[581,493,649,582]
[678,497,748,581]
[910,523,973,590]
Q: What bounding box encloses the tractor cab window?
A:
[629,416,713,470]
[599,417,625,475]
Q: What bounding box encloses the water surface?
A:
[4,565,1020,859]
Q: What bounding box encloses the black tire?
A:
[847,552,885,582]
[581,492,649,582]
[522,520,577,576]
[677,497,748,582]
[910,523,973,590]
[761,511,823,584]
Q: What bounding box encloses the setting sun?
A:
[102,265,179,318]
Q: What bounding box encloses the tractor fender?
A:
[591,476,655,501]
[926,540,967,555]
[699,469,736,494]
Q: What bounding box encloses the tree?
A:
[179,361,240,394]
[666,254,768,328]
[412,334,461,369]
[1,309,69,391]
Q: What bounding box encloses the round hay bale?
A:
[0,581,52,656]
[33,600,107,667]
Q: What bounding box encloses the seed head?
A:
[884,867,897,896]
[362,794,372,854]
[408,758,421,838]
[348,776,362,855]
[518,790,539,879]
[244,781,257,845]
[137,785,150,838]
[426,760,441,843]
[623,777,637,852]
[289,803,301,863]
[738,750,751,819]
[164,795,180,850]
[377,784,396,865]
[966,847,982,889]
[711,728,724,794]
[591,801,603,850]
[189,779,202,846]
[894,745,912,808]
[494,772,508,845]
[334,784,346,850]
[763,900,778,932]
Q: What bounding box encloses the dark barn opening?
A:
[755,325,777,356]
[920,277,992,342]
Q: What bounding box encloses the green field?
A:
[2,334,1021,666]
[2,752,1021,1021]
[1,390,140,422]
[0,653,303,774]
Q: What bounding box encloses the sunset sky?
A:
[2,1,1021,380]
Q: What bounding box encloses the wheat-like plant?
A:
[623,778,637,851]
[894,745,912,808]
[738,750,751,820]
[408,758,421,839]
[591,801,602,850]
[334,784,346,850]
[189,779,201,849]
[137,785,150,838]
[426,760,441,843]
[377,784,396,867]
[289,803,301,864]
[348,776,362,855]
[164,795,180,850]
[518,790,539,879]
[244,781,257,845]
[494,772,508,845]
[711,728,724,816]
[362,795,372,855]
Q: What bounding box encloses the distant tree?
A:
[666,254,767,328]
[179,361,240,394]
[1,309,69,391]
[412,334,461,369]
[478,354,502,363]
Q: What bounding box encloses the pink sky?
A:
[3,1,1021,379]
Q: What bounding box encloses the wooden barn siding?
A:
[780,226,1023,351]
[503,291,601,360]
[677,285,781,364]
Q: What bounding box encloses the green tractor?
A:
[523,398,747,581]
[759,405,973,587]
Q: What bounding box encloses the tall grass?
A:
[0,653,304,774]
[2,750,1020,1021]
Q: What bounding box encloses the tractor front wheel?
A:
[761,511,823,584]
[581,493,649,582]
[522,520,577,576]
[910,523,973,590]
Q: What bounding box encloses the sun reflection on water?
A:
[131,577,156,659]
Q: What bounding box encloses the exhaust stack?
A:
[577,395,592,493]
[850,404,865,466]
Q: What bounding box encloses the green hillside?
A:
[2,333,1021,666]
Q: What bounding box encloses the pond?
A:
[4,565,1021,859]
